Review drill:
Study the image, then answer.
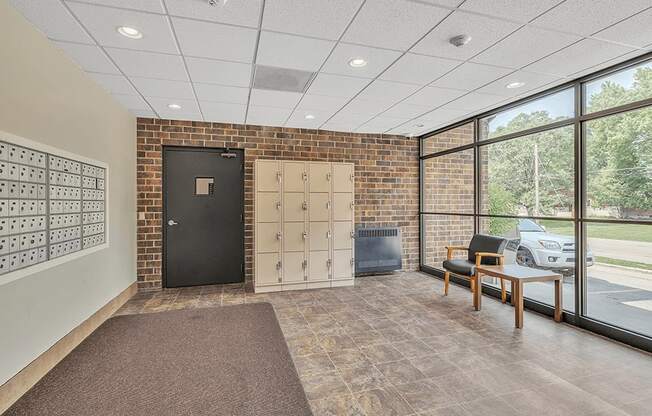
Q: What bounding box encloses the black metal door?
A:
[163,147,244,287]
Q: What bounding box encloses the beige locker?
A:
[333,163,354,193]
[309,163,331,192]
[333,249,353,279]
[256,253,280,285]
[309,222,330,251]
[333,193,353,221]
[283,222,306,252]
[283,193,305,222]
[256,160,280,192]
[309,193,330,222]
[283,162,305,193]
[333,221,353,250]
[309,251,330,281]
[256,193,280,223]
[256,222,280,253]
[283,252,306,283]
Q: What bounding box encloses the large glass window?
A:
[478,88,574,140]
[584,60,652,114]
[422,122,473,156]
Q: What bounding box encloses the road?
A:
[588,237,652,264]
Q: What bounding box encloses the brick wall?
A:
[136,118,419,290]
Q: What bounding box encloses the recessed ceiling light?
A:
[305,114,315,120]
[415,123,424,128]
[117,26,143,39]
[348,58,367,68]
[506,81,525,89]
[449,34,471,47]
[167,103,181,110]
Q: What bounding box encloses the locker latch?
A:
[350,257,355,266]
[327,259,331,268]
[350,173,354,181]
[276,172,282,183]
[302,201,308,210]
[326,172,331,181]
[302,172,308,181]
[326,200,331,210]
[350,202,355,209]
[302,260,307,270]
[326,230,331,239]
[302,231,308,240]
[276,232,282,240]
[350,231,355,239]
[276,261,282,270]
[276,201,281,210]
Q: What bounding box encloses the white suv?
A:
[512,219,594,277]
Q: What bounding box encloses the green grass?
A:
[539,220,652,243]
[595,256,652,271]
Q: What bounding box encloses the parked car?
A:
[513,219,594,277]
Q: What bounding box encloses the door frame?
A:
[162,145,245,288]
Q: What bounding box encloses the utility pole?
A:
[534,142,540,216]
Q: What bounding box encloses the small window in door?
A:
[195,177,214,196]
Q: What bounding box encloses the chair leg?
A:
[500,278,506,303]
[444,271,450,296]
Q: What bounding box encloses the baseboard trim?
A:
[0,281,137,413]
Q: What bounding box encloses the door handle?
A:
[167,220,179,226]
[326,201,331,210]
[276,232,282,240]
[276,202,281,210]
[302,232,308,240]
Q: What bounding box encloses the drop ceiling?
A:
[10,0,652,136]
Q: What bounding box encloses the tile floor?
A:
[115,272,652,416]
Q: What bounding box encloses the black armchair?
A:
[443,234,509,304]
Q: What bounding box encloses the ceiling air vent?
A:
[253,65,316,93]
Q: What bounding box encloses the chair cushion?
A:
[468,234,508,265]
[443,259,475,276]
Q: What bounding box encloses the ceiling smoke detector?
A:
[449,34,472,47]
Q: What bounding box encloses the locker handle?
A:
[326,201,331,210]
[326,172,331,181]
[327,259,331,268]
[350,231,355,239]
[326,230,331,239]
[276,202,281,210]
[350,173,354,181]
[302,231,308,240]
[302,172,308,181]
[302,201,308,210]
[276,232,282,240]
[350,202,355,210]
[302,260,307,270]
[276,261,282,270]
[351,258,355,266]
[276,172,282,183]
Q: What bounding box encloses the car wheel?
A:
[516,248,537,268]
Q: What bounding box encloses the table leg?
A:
[474,273,482,311]
[554,278,563,322]
[510,281,515,306]
[514,281,523,328]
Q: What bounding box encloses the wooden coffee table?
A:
[475,264,563,328]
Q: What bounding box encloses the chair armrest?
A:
[474,252,505,266]
[445,246,468,260]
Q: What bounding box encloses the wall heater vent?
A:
[355,227,402,274]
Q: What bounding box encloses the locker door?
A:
[256,253,280,285]
[333,250,353,279]
[333,164,353,193]
[283,252,305,283]
[309,251,330,281]
[256,222,280,253]
[256,160,280,192]
[283,222,305,252]
[256,193,280,223]
[333,221,353,250]
[309,163,331,193]
[283,193,305,222]
[333,193,353,221]
[309,221,329,251]
[283,162,305,193]
[309,193,330,222]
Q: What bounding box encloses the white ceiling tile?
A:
[194,84,249,104]
[200,101,247,124]
[249,89,303,108]
[106,48,188,80]
[430,62,513,91]
[67,2,178,53]
[524,39,635,77]
[185,57,251,86]
[593,9,652,48]
[570,50,649,79]
[246,106,293,126]
[356,117,410,133]
[72,0,165,13]
[286,109,336,128]
[379,53,461,85]
[157,110,202,121]
[415,0,465,7]
[112,93,150,110]
[130,77,195,99]
[322,43,402,78]
[460,0,564,23]
[471,26,581,69]
[446,91,505,111]
[53,41,120,74]
[306,73,370,98]
[263,0,364,40]
[9,0,93,43]
[321,122,361,133]
[417,106,469,123]
[475,70,561,96]
[411,11,521,61]
[328,109,374,126]
[531,0,651,36]
[130,109,157,118]
[146,96,199,114]
[380,102,431,119]
[256,31,335,71]
[171,18,257,62]
[166,0,262,27]
[356,80,421,104]
[402,86,465,107]
[296,95,350,112]
[342,0,451,51]
[87,73,137,94]
[338,98,388,118]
